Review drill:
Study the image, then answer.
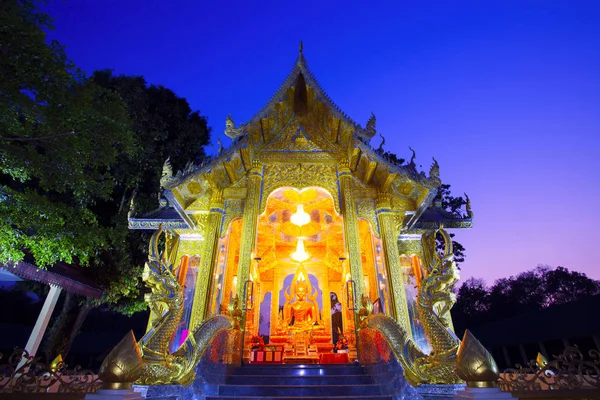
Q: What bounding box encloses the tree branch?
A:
[0,131,77,142]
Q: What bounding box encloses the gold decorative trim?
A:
[0,349,101,393]
[499,346,600,391]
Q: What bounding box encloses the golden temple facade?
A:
[129,46,473,385]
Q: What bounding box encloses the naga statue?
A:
[429,157,440,181]
[407,146,417,171]
[464,193,474,218]
[366,226,461,386]
[160,157,173,187]
[365,112,376,138]
[377,133,386,153]
[136,226,236,386]
[224,115,245,140]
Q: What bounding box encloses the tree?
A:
[437,184,467,265]
[543,266,600,307]
[87,70,211,311]
[0,0,211,360]
[0,0,135,267]
[41,72,211,360]
[451,265,600,337]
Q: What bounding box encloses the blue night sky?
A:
[44,0,600,284]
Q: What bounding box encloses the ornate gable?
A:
[150,44,451,231]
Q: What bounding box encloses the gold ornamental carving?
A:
[222,199,245,235]
[190,202,224,328]
[377,205,407,329]
[261,164,339,214]
[235,164,263,299]
[499,345,600,391]
[339,165,365,301]
[356,199,379,236]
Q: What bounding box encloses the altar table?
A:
[319,353,349,364]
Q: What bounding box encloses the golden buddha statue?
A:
[285,281,317,329]
[282,264,322,332]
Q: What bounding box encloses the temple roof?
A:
[128,205,189,230]
[239,42,367,138]
[0,260,103,299]
[409,206,473,230]
[134,45,470,232]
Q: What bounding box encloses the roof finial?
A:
[299,40,303,54]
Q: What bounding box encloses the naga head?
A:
[142,225,178,303]
[366,112,376,133]
[429,157,440,181]
[225,115,235,129]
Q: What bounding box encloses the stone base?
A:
[454,387,513,400]
[84,389,143,399]
[135,384,195,399]
[417,384,466,400]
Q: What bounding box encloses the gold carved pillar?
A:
[190,190,224,330]
[236,162,263,300]
[376,193,411,336]
[338,163,364,304]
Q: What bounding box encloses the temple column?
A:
[321,270,331,334]
[338,163,365,304]
[376,193,411,335]
[190,190,224,330]
[19,284,62,370]
[236,162,263,301]
[271,269,281,334]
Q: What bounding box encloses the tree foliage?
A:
[0,0,211,359]
[0,0,135,267]
[452,265,600,337]
[437,184,467,265]
[91,70,210,215]
[86,71,211,314]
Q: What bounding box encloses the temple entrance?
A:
[206,186,395,364]
[246,187,350,363]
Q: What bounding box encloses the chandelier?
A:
[290,239,310,262]
[290,204,311,227]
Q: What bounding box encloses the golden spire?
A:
[299,40,303,54]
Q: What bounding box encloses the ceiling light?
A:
[290,204,311,227]
[290,239,310,262]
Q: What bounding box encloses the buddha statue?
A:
[281,265,322,333]
[285,281,317,329]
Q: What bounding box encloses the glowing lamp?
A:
[290,239,310,262]
[290,204,311,227]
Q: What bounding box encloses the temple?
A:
[128,44,473,386]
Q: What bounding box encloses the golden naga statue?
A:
[135,226,237,386]
[282,264,321,332]
[365,226,461,386]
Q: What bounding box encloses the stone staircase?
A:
[205,363,395,400]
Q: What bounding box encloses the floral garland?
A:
[335,331,351,351]
[250,334,265,351]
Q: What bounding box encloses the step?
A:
[227,374,373,385]
[233,364,366,376]
[217,383,384,396]
[206,396,393,400]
